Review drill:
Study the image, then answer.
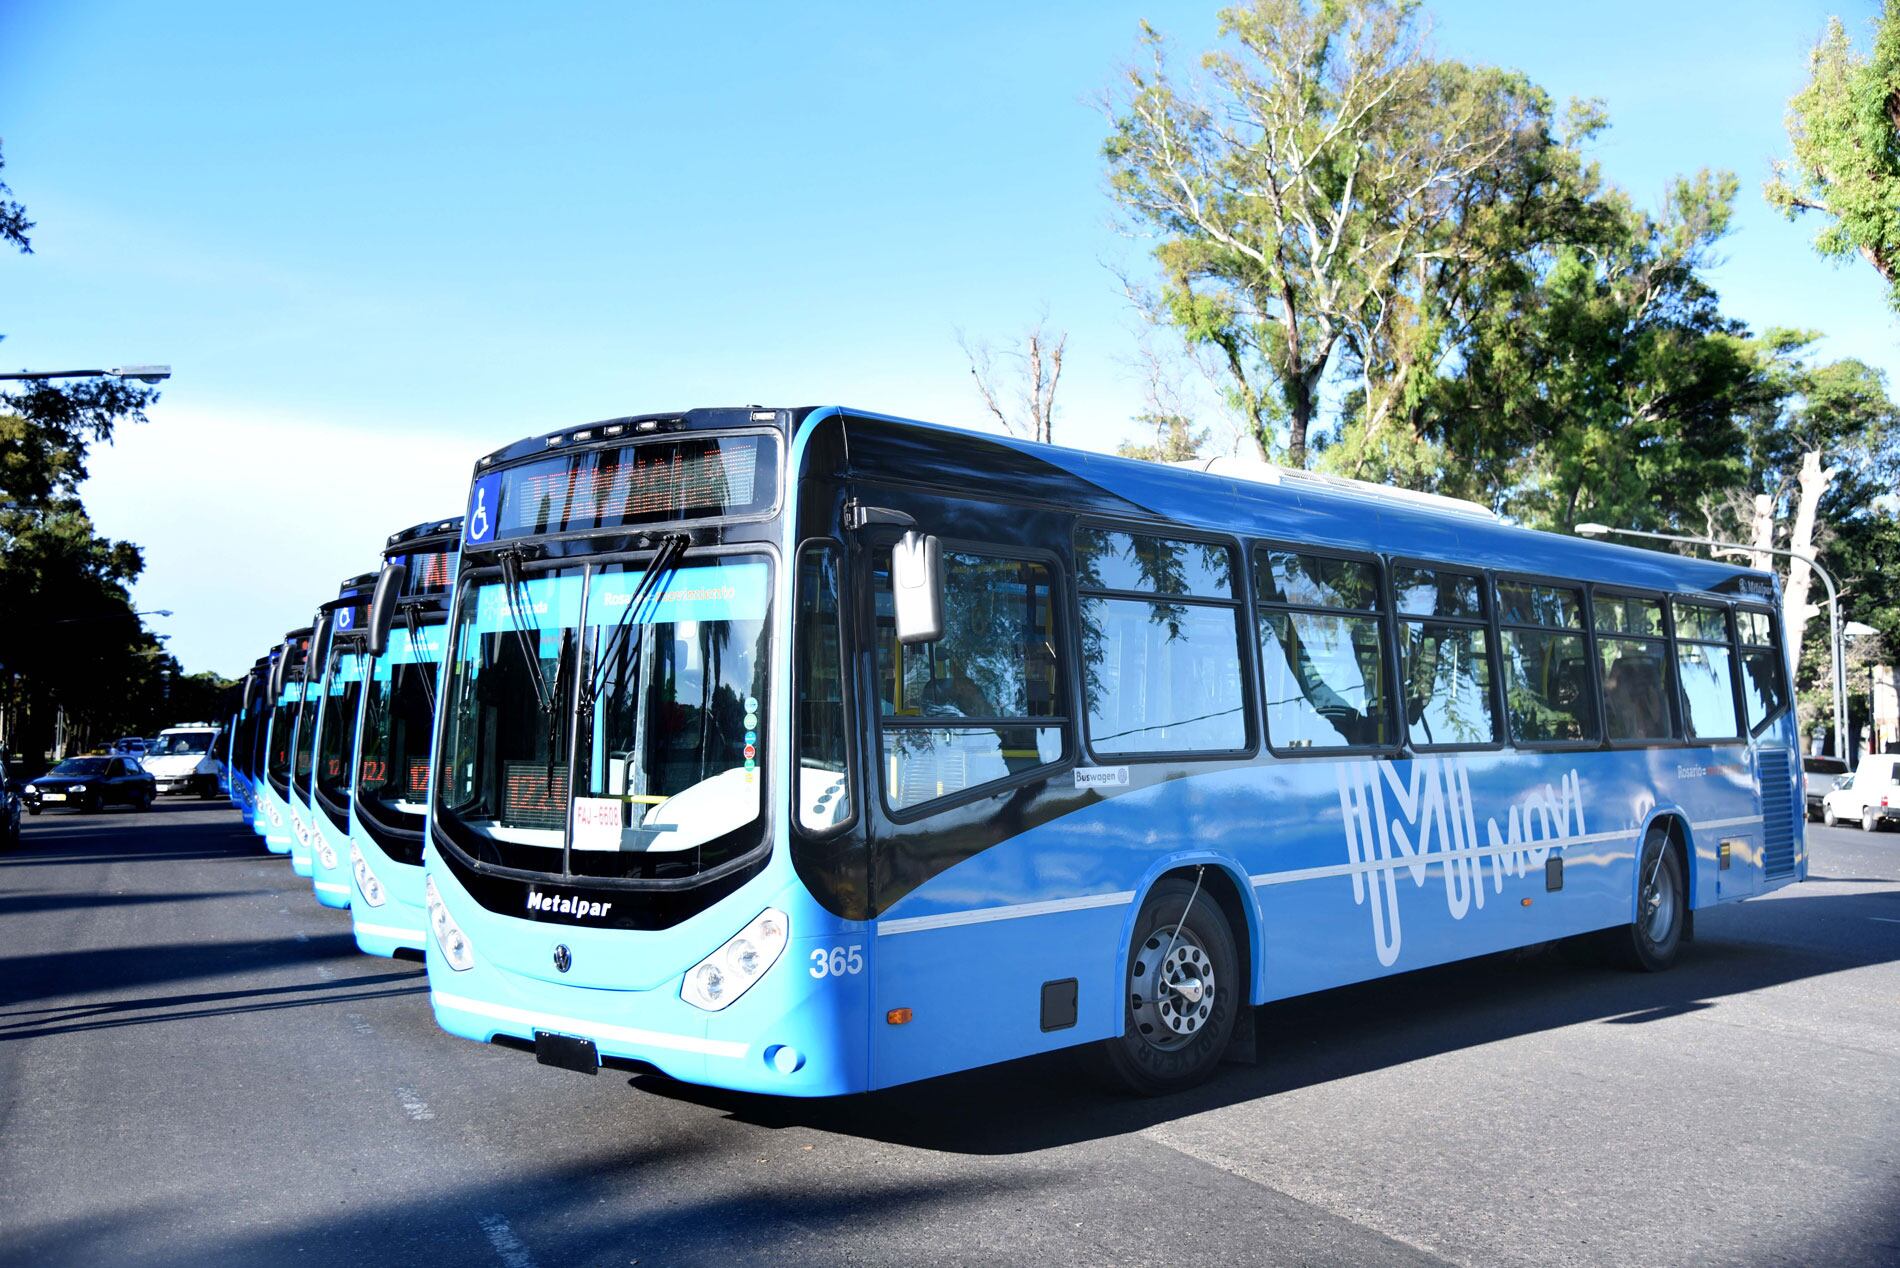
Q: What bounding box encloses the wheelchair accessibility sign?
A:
[466,473,501,546]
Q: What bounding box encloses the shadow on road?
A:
[0,890,251,917]
[5,1140,1051,1268]
[630,884,1900,1157]
[1,799,264,869]
[0,931,370,1008]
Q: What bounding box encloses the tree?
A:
[1118,412,1210,463]
[0,140,166,759]
[958,317,1067,445]
[1705,336,1900,741]
[1766,3,1900,310]
[1392,169,1765,532]
[1104,0,1553,467]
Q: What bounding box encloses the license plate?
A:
[41,793,65,802]
[533,1030,599,1075]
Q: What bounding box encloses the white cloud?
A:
[81,404,510,677]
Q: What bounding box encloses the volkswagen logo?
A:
[552,944,572,974]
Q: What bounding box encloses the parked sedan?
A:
[1803,755,1849,821]
[22,755,156,814]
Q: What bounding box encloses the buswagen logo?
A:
[525,889,614,920]
[1336,756,1590,967]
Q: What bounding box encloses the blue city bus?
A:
[302,575,377,909]
[421,408,1802,1097]
[348,516,460,958]
[229,657,270,823]
[254,630,311,857]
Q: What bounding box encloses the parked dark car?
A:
[0,756,21,848]
[1803,755,1850,821]
[23,755,156,814]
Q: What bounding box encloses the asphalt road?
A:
[2,801,1897,1268]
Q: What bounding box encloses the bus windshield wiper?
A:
[498,547,555,716]
[400,604,439,720]
[585,533,689,709]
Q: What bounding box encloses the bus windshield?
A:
[356,619,443,862]
[314,646,366,823]
[289,678,321,799]
[266,697,298,792]
[435,553,772,882]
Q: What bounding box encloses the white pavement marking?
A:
[395,1087,435,1120]
[478,1214,538,1268]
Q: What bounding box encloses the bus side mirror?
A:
[269,646,289,698]
[309,611,333,670]
[892,531,943,645]
[366,561,404,658]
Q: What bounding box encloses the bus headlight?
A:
[424,876,474,971]
[351,845,386,907]
[315,839,338,870]
[681,908,787,1012]
[70,784,87,793]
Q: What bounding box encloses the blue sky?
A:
[4,0,1893,675]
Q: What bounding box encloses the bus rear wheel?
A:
[1094,877,1238,1096]
[1610,830,1684,973]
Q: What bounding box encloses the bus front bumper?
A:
[424,873,868,1098]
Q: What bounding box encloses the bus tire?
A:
[1094,877,1239,1096]
[1611,829,1685,973]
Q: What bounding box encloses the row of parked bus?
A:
[216,406,1809,1098]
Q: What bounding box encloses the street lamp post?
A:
[1575,523,1848,760]
[0,366,171,384]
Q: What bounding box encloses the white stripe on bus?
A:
[877,890,1136,937]
[354,922,424,942]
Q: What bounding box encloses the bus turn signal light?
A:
[886,1008,912,1025]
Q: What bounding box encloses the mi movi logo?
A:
[1337,757,1586,967]
[526,889,613,920]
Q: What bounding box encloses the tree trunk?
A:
[1748,492,1775,573]
[1783,448,1839,744]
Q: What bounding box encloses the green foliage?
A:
[0,140,30,255]
[1766,3,1900,309]
[1117,412,1210,463]
[1105,0,1556,466]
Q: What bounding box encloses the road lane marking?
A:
[396,1087,435,1120]
[478,1214,537,1268]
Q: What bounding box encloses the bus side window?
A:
[872,547,1066,812]
[795,545,852,832]
[1673,599,1742,742]
[1075,528,1249,758]
[1496,580,1597,744]
[1595,592,1675,743]
[1253,548,1390,750]
[1392,565,1497,748]
[1736,607,1788,735]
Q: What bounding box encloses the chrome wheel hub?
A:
[1130,928,1216,1051]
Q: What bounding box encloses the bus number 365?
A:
[810,946,864,978]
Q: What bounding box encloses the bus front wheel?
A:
[1610,830,1684,973]
[1094,876,1239,1096]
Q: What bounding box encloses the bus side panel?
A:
[868,744,1763,1089]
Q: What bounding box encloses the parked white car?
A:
[143,724,224,799]
[1820,754,1900,832]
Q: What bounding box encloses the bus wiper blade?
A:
[585,533,689,708]
[400,604,439,719]
[498,548,556,716]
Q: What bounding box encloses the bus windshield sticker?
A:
[571,797,624,851]
[1075,766,1130,790]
